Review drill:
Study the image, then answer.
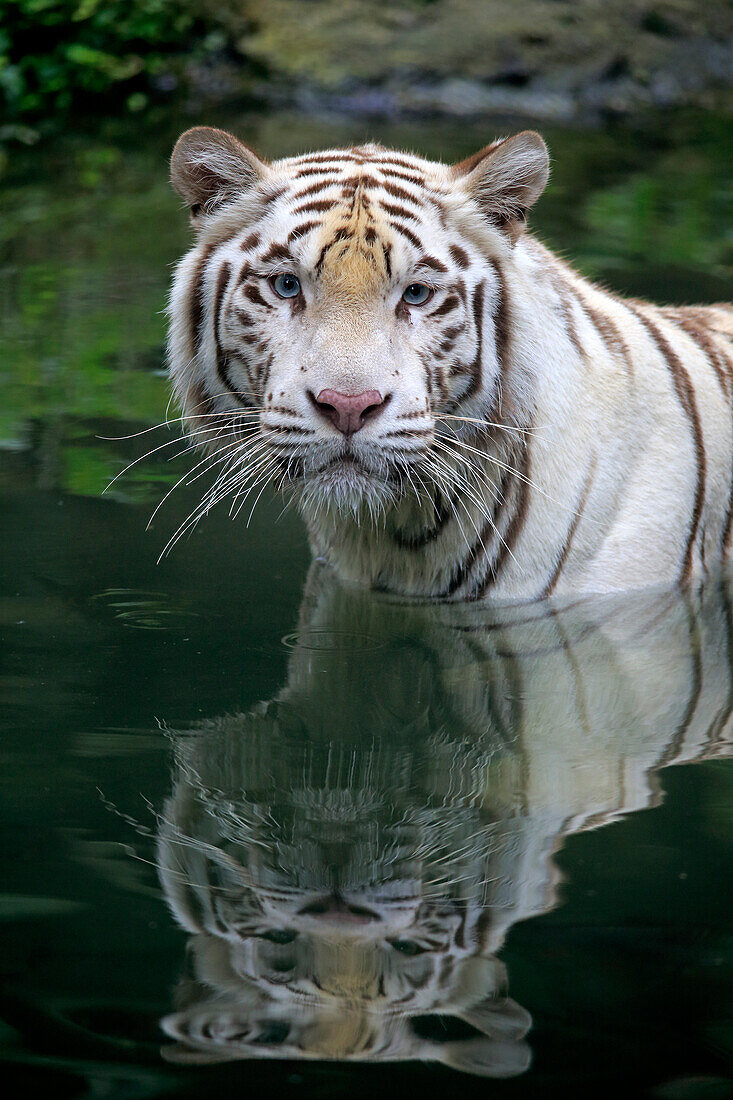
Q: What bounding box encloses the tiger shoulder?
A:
[166,125,733,600]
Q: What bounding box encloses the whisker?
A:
[434,413,540,436]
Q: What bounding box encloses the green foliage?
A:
[0,0,209,132]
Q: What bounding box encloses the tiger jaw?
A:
[293,446,409,516]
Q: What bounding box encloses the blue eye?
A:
[402,283,432,306]
[272,272,301,299]
[388,939,427,956]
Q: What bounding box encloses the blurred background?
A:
[1,0,732,504]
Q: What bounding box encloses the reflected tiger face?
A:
[156,708,534,1075]
[155,568,731,1074]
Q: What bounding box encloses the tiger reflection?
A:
[157,566,732,1075]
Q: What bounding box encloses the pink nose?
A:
[298,894,379,924]
[311,389,388,436]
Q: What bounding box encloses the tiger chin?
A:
[166,126,733,600]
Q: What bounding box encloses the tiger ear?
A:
[454,131,549,236]
[170,126,268,218]
[435,1036,532,1078]
[459,996,532,1041]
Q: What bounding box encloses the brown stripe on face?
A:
[288,220,319,243]
[381,180,416,203]
[419,255,448,273]
[294,152,362,165]
[487,259,511,412]
[430,354,450,403]
[187,378,219,421]
[629,304,707,581]
[341,174,380,190]
[374,155,425,172]
[243,283,271,308]
[382,241,393,280]
[379,200,418,221]
[260,351,274,388]
[429,294,460,318]
[541,458,596,597]
[294,198,337,215]
[293,165,348,178]
[460,281,486,403]
[189,243,217,357]
[442,324,462,342]
[449,245,470,269]
[213,261,245,400]
[261,184,287,205]
[240,232,260,252]
[379,168,425,185]
[293,179,339,198]
[555,281,585,357]
[260,242,293,263]
[390,221,422,249]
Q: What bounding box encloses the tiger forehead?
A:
[271,149,450,295]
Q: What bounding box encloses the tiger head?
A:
[166,128,549,530]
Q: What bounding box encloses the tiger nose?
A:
[298,893,380,924]
[310,389,389,436]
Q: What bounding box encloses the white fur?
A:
[167,133,733,600]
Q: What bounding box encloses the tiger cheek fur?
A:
[167,126,733,601]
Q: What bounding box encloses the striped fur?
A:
[157,566,732,1072]
[167,127,733,600]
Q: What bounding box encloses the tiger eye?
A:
[272,273,301,299]
[261,928,297,944]
[402,283,432,306]
[388,939,427,956]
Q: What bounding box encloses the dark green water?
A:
[1,108,732,1098]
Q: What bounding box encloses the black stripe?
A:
[476,440,532,597]
[380,200,418,221]
[190,244,215,355]
[294,199,336,214]
[461,281,486,402]
[213,262,246,400]
[429,294,460,319]
[390,221,421,249]
[443,460,514,596]
[391,490,454,549]
[628,305,707,581]
[541,458,596,597]
[449,245,470,269]
[288,221,319,242]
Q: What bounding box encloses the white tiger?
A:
[166,126,733,600]
[156,568,732,1074]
